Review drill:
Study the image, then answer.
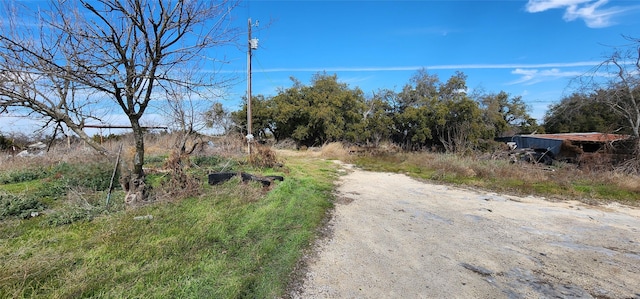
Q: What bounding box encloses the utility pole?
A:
[247,18,258,155]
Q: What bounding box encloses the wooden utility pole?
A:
[247,18,255,155]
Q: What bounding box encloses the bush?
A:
[44,206,103,227]
[0,168,49,184]
[320,142,349,160]
[0,192,45,219]
[0,135,13,151]
[249,145,279,168]
[50,161,114,191]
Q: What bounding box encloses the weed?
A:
[44,206,104,227]
[320,142,350,160]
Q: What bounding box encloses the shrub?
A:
[50,161,114,191]
[0,168,49,184]
[0,192,45,219]
[249,145,279,168]
[0,134,12,150]
[320,142,349,160]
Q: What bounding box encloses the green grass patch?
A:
[0,156,337,298]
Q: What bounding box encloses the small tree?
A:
[1,0,240,203]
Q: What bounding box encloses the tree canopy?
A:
[544,92,628,134]
[236,70,538,152]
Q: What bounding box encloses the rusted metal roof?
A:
[527,132,630,143]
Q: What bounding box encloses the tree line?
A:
[231,70,539,152]
[228,35,640,155]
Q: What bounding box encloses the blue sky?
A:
[221,0,640,121]
[1,0,640,136]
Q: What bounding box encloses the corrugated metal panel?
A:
[512,136,563,156]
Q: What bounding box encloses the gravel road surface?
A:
[289,164,640,298]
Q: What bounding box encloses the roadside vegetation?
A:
[1,136,638,298]
[0,135,337,298]
[320,142,639,206]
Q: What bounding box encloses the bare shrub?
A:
[249,144,280,168]
[579,153,614,172]
[607,172,640,193]
[154,151,202,201]
[407,153,477,178]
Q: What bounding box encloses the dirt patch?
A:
[288,164,640,298]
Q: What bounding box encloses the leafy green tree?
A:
[544,92,628,134]
[391,70,444,150]
[357,90,395,146]
[255,73,366,147]
[479,91,538,137]
[434,72,486,153]
[231,95,274,139]
[391,69,488,152]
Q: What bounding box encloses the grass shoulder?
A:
[353,152,639,206]
[0,153,338,298]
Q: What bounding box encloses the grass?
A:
[0,150,337,298]
[353,152,640,205]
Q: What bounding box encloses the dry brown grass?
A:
[603,172,640,193]
[354,150,639,204]
[320,142,350,161]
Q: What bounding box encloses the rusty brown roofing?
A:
[527,133,630,142]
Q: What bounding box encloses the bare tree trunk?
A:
[121,117,148,204]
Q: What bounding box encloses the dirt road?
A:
[289,164,640,298]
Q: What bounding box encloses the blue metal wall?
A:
[511,136,563,156]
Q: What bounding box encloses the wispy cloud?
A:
[249,61,602,73]
[509,68,584,85]
[525,0,640,28]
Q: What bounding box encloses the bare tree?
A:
[575,36,640,173]
[163,79,211,156]
[1,0,240,203]
[0,3,108,153]
[578,36,640,138]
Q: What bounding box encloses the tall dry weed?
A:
[320,142,350,160]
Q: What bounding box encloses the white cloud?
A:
[525,0,638,28]
[250,61,602,74]
[526,0,594,13]
[509,68,583,85]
